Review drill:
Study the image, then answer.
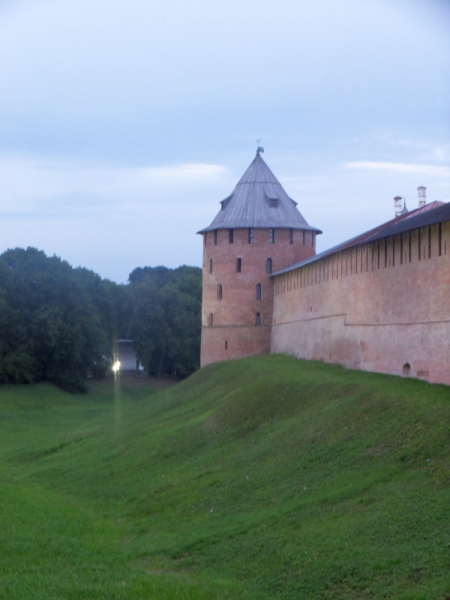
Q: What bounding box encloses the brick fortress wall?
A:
[201,226,316,366]
[271,221,450,385]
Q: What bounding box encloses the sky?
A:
[0,0,449,282]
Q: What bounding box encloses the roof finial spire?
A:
[256,139,264,154]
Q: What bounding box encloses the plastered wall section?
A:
[271,222,450,385]
[201,227,316,366]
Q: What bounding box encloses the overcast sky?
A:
[0,0,449,282]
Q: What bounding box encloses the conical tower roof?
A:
[198,152,321,233]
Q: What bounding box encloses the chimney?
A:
[418,186,426,208]
[394,196,403,217]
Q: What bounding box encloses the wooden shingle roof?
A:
[198,152,321,233]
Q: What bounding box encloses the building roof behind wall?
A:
[198,151,322,233]
[272,200,448,276]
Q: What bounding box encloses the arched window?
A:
[266,258,272,273]
[255,312,261,326]
[217,284,222,300]
[208,313,213,326]
[402,363,411,377]
[256,283,261,299]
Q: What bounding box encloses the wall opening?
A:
[290,228,293,244]
[269,228,275,244]
[229,229,234,244]
[248,228,253,244]
[225,341,228,350]
[256,283,262,299]
[236,257,242,272]
[255,312,261,326]
[214,229,218,246]
[266,258,272,273]
[217,284,222,300]
[209,258,213,273]
[209,313,213,326]
[402,363,411,377]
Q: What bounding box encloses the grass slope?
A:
[0,356,449,599]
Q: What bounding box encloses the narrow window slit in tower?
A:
[209,313,213,326]
[214,229,218,246]
[400,235,403,265]
[224,341,227,350]
[439,223,442,256]
[290,228,293,244]
[256,283,261,299]
[204,232,207,247]
[255,312,261,326]
[418,229,421,261]
[236,257,242,272]
[269,228,275,244]
[266,258,272,274]
[248,228,253,244]
[229,229,233,244]
[209,259,213,273]
[217,284,222,300]
[428,226,431,258]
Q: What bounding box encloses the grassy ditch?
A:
[0,356,449,599]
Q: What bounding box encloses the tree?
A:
[128,265,202,378]
[0,248,117,391]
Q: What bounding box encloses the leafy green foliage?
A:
[0,249,202,389]
[128,265,202,378]
[0,248,116,391]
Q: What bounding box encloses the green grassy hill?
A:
[1,355,449,599]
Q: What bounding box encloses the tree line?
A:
[0,248,202,391]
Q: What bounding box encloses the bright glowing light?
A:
[112,361,121,372]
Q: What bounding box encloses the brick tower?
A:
[198,150,321,367]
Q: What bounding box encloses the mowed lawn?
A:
[0,356,449,599]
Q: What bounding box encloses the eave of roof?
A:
[197,152,321,234]
[272,201,448,277]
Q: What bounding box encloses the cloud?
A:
[345,161,450,178]
[0,155,227,218]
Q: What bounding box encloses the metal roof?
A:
[197,152,322,233]
[272,200,449,277]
